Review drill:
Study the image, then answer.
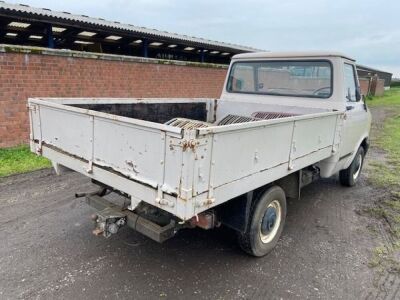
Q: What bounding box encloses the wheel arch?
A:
[360,137,370,154]
[342,135,370,169]
[217,174,299,234]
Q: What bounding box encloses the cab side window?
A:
[344,63,357,102]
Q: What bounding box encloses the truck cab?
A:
[221,51,371,184]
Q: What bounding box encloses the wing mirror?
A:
[356,87,362,102]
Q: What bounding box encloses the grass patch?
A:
[367,101,400,235]
[367,87,400,107]
[368,245,390,268]
[369,243,400,274]
[368,161,399,187]
[367,88,400,189]
[369,113,400,189]
[363,201,400,238]
[0,145,51,177]
[364,87,400,273]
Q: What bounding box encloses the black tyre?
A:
[238,185,287,257]
[339,146,365,187]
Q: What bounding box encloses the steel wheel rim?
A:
[259,200,282,244]
[353,153,363,180]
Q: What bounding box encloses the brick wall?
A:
[370,77,385,96]
[0,45,228,148]
[359,76,387,97]
[359,78,370,96]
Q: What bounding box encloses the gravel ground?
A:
[0,108,396,300]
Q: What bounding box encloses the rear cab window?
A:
[227,60,333,98]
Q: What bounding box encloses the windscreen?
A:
[227,60,332,98]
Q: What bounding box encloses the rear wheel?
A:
[238,186,287,257]
[339,146,365,187]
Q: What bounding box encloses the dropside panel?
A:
[193,113,341,216]
[288,114,339,171]
[290,115,338,159]
[29,99,187,206]
[39,106,93,160]
[92,118,167,188]
[210,123,293,188]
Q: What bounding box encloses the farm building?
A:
[356,64,393,89]
[0,1,259,147]
[0,1,258,63]
[0,1,393,147]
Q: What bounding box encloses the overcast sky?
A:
[7,0,400,77]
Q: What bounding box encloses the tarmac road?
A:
[0,166,382,299]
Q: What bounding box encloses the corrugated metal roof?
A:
[356,64,393,76]
[0,1,260,52]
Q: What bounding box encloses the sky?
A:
[6,0,400,77]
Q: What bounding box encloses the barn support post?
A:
[142,38,148,58]
[45,23,54,48]
[200,48,205,63]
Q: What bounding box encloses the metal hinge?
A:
[182,139,198,152]
[155,185,175,207]
[27,104,38,112]
[195,198,215,208]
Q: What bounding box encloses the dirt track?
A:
[0,108,397,299]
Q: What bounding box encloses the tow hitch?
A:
[91,208,127,238]
[82,194,179,243]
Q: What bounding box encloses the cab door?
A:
[339,63,368,158]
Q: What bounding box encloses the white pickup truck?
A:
[29,51,371,256]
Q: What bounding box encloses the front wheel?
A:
[339,146,365,187]
[238,186,287,257]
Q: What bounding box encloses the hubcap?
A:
[353,153,363,180]
[261,207,277,234]
[259,200,281,244]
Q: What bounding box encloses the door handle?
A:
[346,105,354,111]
